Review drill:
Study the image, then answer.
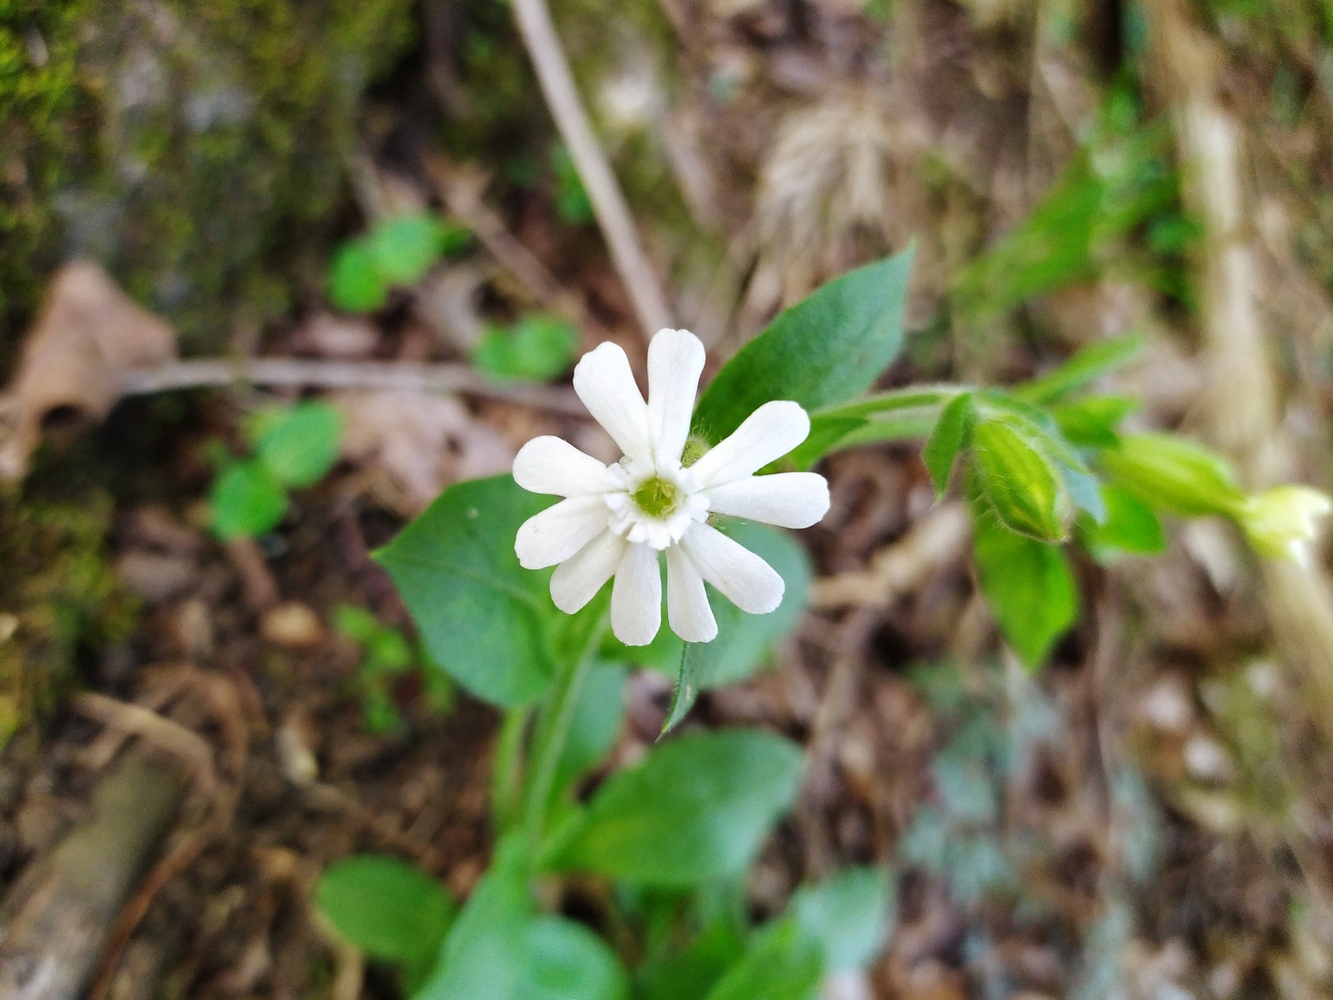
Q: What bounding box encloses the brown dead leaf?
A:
[0,262,176,480]
[334,390,514,515]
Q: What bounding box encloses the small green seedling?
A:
[332,604,454,734]
[209,401,343,540]
[328,211,471,312]
[472,313,580,383]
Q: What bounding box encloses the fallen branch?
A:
[511,0,673,338]
[119,357,586,417]
[0,756,184,1000]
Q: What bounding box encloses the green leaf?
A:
[922,392,974,495]
[332,603,381,643]
[1098,432,1245,518]
[638,918,747,1000]
[376,476,561,708]
[438,219,472,256]
[525,917,629,1000]
[329,239,388,312]
[1052,395,1138,447]
[315,855,455,969]
[790,867,896,972]
[694,249,915,443]
[971,419,1070,542]
[210,460,288,539]
[415,839,629,1000]
[254,401,344,488]
[657,522,812,733]
[972,514,1078,669]
[701,919,823,1000]
[1077,484,1166,562]
[547,729,805,886]
[473,315,580,383]
[1013,333,1144,404]
[415,839,532,1000]
[370,213,446,285]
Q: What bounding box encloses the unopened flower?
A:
[513,329,829,646]
[1237,485,1332,566]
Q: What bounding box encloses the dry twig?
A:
[510,0,673,338]
[120,357,586,417]
[811,504,972,610]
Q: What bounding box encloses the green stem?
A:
[522,614,607,854]
[491,707,531,834]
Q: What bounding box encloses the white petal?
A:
[680,522,784,615]
[610,542,662,646]
[551,530,627,613]
[647,328,706,465]
[515,496,609,570]
[573,341,651,462]
[666,545,717,642]
[690,401,811,488]
[513,436,609,497]
[704,472,830,528]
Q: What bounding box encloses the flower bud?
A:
[972,418,1070,542]
[1237,486,1332,565]
[1099,433,1245,519]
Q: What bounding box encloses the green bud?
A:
[680,435,710,468]
[1237,485,1332,565]
[971,418,1070,542]
[1099,433,1245,519]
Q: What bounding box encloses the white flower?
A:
[1238,485,1332,566]
[513,329,830,646]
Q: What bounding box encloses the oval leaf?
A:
[315,855,455,966]
[694,249,914,443]
[972,514,1078,670]
[329,239,388,312]
[790,867,896,972]
[210,460,287,539]
[371,213,446,285]
[376,476,560,707]
[547,729,805,886]
[255,401,344,488]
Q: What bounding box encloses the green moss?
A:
[0,481,137,748]
[0,0,415,349]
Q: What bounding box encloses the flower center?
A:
[632,475,681,518]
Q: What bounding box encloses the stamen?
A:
[632,476,681,518]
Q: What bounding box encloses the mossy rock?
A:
[0,0,415,352]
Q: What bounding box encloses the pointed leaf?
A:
[316,855,455,969]
[546,729,804,886]
[694,249,914,443]
[659,522,811,733]
[922,392,974,495]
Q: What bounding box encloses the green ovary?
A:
[632,477,681,518]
